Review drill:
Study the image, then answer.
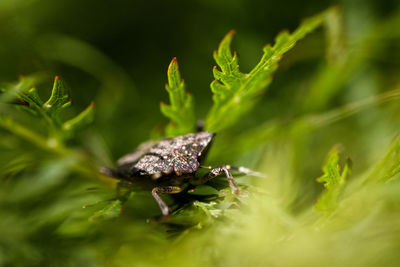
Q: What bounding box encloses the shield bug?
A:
[101,132,263,216]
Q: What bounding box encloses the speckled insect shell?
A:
[117,132,215,177]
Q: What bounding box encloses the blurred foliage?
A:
[314,145,351,212]
[1,0,400,266]
[0,76,94,143]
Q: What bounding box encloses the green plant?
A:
[161,12,325,135]
[0,75,94,152]
[1,6,400,267]
[160,57,196,136]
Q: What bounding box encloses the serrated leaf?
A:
[0,73,46,107]
[0,75,94,144]
[315,146,351,212]
[62,101,95,133]
[43,76,71,121]
[160,57,196,137]
[205,13,325,132]
[16,87,45,116]
[188,185,220,196]
[26,87,44,106]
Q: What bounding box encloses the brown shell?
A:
[117,132,214,177]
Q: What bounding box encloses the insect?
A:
[101,132,263,216]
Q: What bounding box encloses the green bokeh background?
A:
[1,0,400,266]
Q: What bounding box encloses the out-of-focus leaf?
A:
[0,73,47,108]
[188,185,220,196]
[0,75,94,143]
[90,199,123,221]
[26,87,44,107]
[35,34,138,120]
[315,146,351,212]
[63,101,95,134]
[366,135,400,183]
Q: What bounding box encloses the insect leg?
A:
[192,166,240,195]
[152,186,184,216]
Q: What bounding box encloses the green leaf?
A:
[315,146,352,212]
[205,13,325,132]
[89,191,136,222]
[160,57,196,137]
[90,199,123,221]
[187,185,220,196]
[26,87,44,107]
[0,75,94,145]
[63,101,95,134]
[15,87,46,117]
[366,135,400,184]
[0,73,47,108]
[43,76,71,122]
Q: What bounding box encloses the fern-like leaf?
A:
[315,146,352,212]
[0,75,94,145]
[160,57,196,136]
[43,76,71,123]
[205,14,325,132]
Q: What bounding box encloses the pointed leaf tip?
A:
[169,57,178,67]
[162,58,196,136]
[205,12,324,132]
[43,75,71,118]
[220,30,235,47]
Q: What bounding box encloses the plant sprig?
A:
[204,14,325,132]
[315,146,352,213]
[158,12,328,135]
[0,75,94,148]
[160,57,196,137]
